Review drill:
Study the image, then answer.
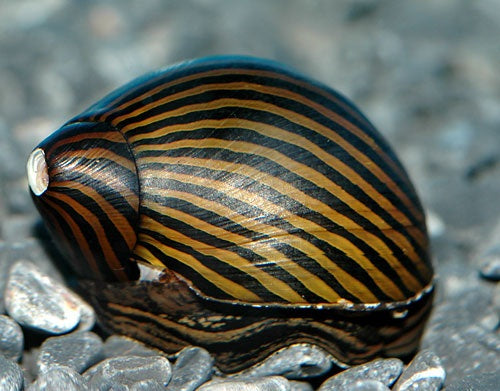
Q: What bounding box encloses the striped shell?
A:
[28,56,434,372]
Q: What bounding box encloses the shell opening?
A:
[27,148,49,196]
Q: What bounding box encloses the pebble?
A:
[37,331,103,374]
[0,354,24,391]
[130,379,166,391]
[289,380,314,391]
[445,370,500,391]
[4,260,93,334]
[198,376,290,391]
[318,358,403,391]
[239,343,332,379]
[84,355,172,390]
[28,365,88,391]
[479,246,500,281]
[103,335,161,358]
[393,350,445,391]
[0,314,24,361]
[350,379,391,391]
[73,296,96,333]
[166,346,214,391]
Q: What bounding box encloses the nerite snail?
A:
[27,56,434,373]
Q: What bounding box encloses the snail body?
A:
[28,56,434,372]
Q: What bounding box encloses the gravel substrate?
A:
[1,0,499,389]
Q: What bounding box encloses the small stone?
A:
[0,354,24,391]
[28,365,88,391]
[37,331,103,374]
[318,358,403,390]
[103,335,161,358]
[479,247,500,281]
[393,350,445,391]
[4,260,91,334]
[445,370,500,391]
[73,297,96,332]
[426,210,445,238]
[239,343,332,379]
[289,380,314,391]
[85,355,172,390]
[130,379,166,391]
[198,376,290,391]
[351,379,391,391]
[0,314,24,361]
[166,346,214,391]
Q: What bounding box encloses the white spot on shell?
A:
[27,148,49,196]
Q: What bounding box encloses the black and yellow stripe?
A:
[71,57,432,305]
[33,121,141,281]
[31,56,434,372]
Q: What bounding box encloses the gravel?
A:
[165,347,214,391]
[0,354,24,391]
[318,358,403,391]
[36,331,103,374]
[1,0,499,389]
[0,314,24,362]
[84,355,172,390]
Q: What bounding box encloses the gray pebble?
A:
[422,289,500,381]
[130,379,166,391]
[0,314,23,361]
[289,380,313,391]
[103,335,161,358]
[445,370,500,391]
[239,343,332,379]
[318,358,403,391]
[4,260,89,334]
[73,296,96,332]
[166,346,214,391]
[350,379,391,391]
[393,350,445,391]
[479,247,500,281]
[28,365,88,391]
[0,354,24,391]
[37,331,103,374]
[85,355,172,390]
[198,376,290,391]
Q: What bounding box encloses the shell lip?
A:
[27,148,49,196]
[194,281,436,312]
[137,261,435,312]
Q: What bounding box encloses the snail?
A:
[27,56,434,373]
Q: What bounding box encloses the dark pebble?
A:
[37,331,103,374]
[166,346,214,391]
[0,314,23,362]
[84,355,172,390]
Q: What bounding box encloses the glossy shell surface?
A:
[28,56,434,372]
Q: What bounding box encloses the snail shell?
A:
[28,56,434,372]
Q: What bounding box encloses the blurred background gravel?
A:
[0,0,499,389]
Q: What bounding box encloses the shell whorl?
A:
[30,121,140,281]
[29,56,435,372]
[33,57,432,307]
